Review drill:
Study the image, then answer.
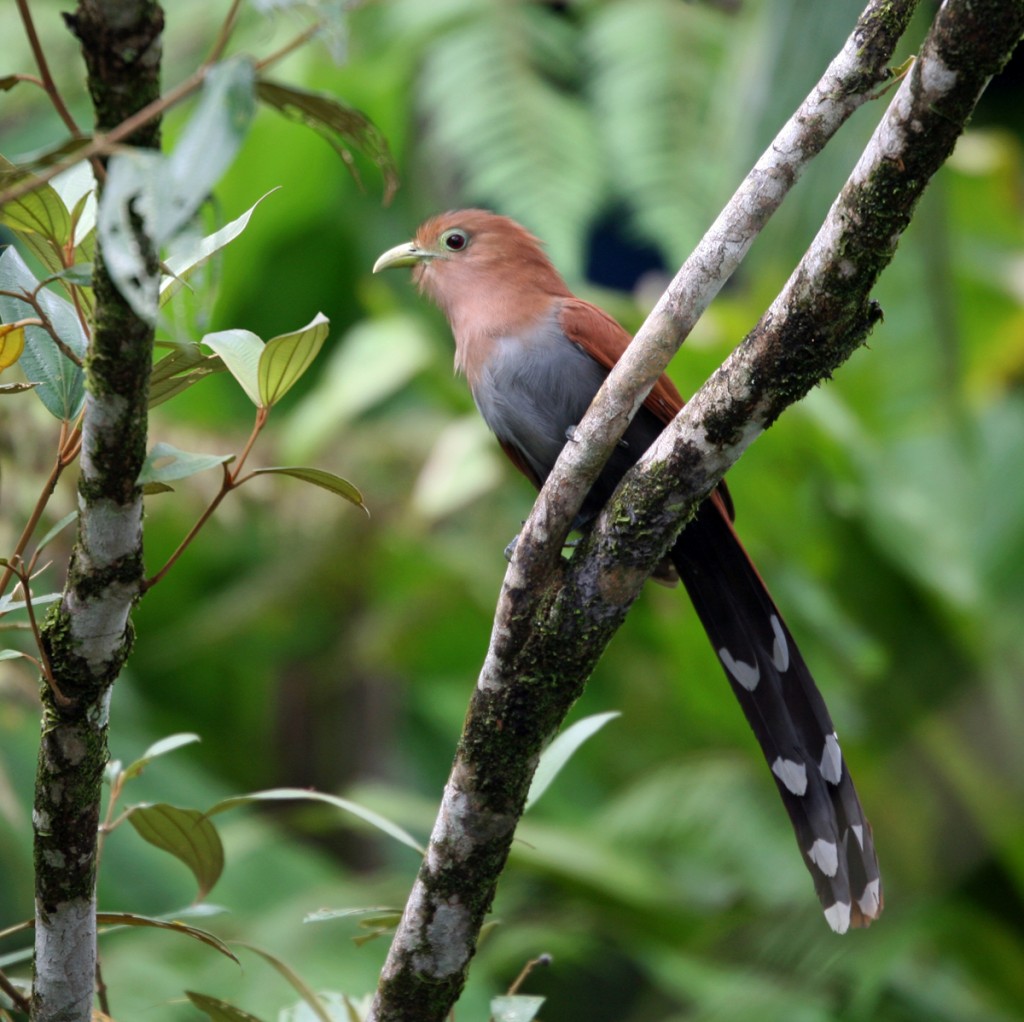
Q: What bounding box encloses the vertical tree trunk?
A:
[31,3,163,1019]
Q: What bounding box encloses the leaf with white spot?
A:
[98,58,256,320]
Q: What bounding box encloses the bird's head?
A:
[373,210,571,329]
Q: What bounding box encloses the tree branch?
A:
[367,1,938,1020]
[31,2,164,1019]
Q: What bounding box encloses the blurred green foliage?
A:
[1,0,1023,1019]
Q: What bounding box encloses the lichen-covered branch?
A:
[367,2,928,1020]
[31,3,164,1020]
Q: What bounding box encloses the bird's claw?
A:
[504,533,520,562]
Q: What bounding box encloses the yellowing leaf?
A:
[0,323,26,370]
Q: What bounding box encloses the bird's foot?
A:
[504,532,521,562]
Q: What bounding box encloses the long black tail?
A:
[672,495,882,933]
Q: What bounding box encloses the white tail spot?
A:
[771,757,808,795]
[719,648,760,691]
[770,614,789,672]
[851,824,864,850]
[824,900,851,934]
[820,732,842,784]
[857,878,882,919]
[808,838,839,877]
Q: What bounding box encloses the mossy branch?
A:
[367,1,1023,1019]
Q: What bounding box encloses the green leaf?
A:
[127,803,225,901]
[160,189,278,306]
[0,155,70,272]
[44,263,93,287]
[98,58,257,320]
[186,992,267,1022]
[166,57,256,201]
[206,788,424,855]
[245,466,366,512]
[234,943,333,1022]
[34,510,78,556]
[256,79,398,201]
[202,328,264,405]
[258,312,329,407]
[149,344,226,407]
[277,991,369,1022]
[0,591,62,615]
[0,246,86,420]
[96,912,238,964]
[138,442,234,486]
[303,906,399,924]
[526,711,621,811]
[0,649,31,662]
[122,733,201,781]
[490,995,546,1022]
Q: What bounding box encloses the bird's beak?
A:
[373,241,433,273]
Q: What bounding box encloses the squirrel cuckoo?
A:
[374,209,881,933]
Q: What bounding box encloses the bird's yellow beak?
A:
[372,241,433,273]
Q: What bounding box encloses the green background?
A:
[2,1,1023,1019]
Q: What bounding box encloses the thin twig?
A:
[0,65,208,208]
[0,430,75,598]
[5,558,68,707]
[143,406,268,589]
[0,966,31,1014]
[253,22,323,72]
[0,15,328,210]
[0,288,84,367]
[205,0,245,66]
[15,0,81,136]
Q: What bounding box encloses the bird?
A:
[374,209,882,933]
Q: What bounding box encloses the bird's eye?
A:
[441,229,468,252]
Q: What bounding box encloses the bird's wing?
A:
[557,297,734,521]
[557,298,684,425]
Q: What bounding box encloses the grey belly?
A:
[471,332,666,518]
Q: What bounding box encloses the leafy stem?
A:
[15,0,82,138]
[143,405,270,591]
[0,288,85,367]
[1,557,67,707]
[0,419,81,599]
[0,12,332,208]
